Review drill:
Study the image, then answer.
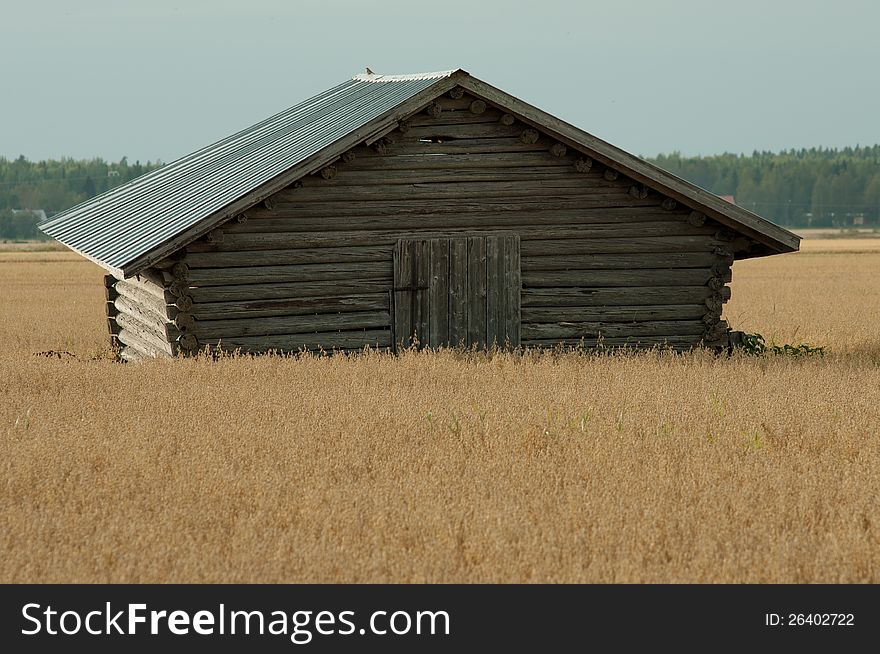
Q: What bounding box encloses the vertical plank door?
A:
[393,235,520,351]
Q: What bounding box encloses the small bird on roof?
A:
[365,67,374,75]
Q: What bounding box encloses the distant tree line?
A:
[0,156,162,240]
[2,146,879,239]
[649,145,880,227]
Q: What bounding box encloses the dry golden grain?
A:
[1,243,878,583]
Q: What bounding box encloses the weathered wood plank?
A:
[118,346,146,362]
[393,239,415,349]
[391,122,521,141]
[191,294,389,321]
[116,322,174,356]
[403,109,504,127]
[521,286,716,307]
[231,201,676,223]
[428,238,450,348]
[184,245,391,268]
[414,239,431,346]
[358,136,554,156]
[467,236,487,348]
[117,275,175,304]
[521,268,718,288]
[486,235,501,346]
[202,329,392,353]
[522,304,708,323]
[340,151,572,171]
[189,279,391,303]
[114,295,175,339]
[506,235,521,347]
[223,219,709,242]
[521,320,707,340]
[280,183,639,203]
[186,261,392,286]
[114,310,171,346]
[448,237,468,347]
[299,167,611,187]
[521,235,721,256]
[115,278,175,317]
[521,252,726,271]
[194,310,391,340]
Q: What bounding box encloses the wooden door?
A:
[393,235,520,350]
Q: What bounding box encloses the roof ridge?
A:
[352,70,458,82]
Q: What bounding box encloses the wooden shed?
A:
[40,69,799,359]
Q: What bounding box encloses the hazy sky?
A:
[2,0,877,162]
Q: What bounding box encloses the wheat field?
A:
[1,240,878,583]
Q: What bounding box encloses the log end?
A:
[687,210,706,226]
[469,99,487,115]
[574,157,593,173]
[175,295,194,312]
[178,333,200,354]
[520,129,539,144]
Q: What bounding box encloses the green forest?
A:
[2,145,879,240]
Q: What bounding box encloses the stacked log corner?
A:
[123,87,740,355]
[104,264,197,361]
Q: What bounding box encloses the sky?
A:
[1,0,877,163]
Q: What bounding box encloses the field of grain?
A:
[1,239,878,583]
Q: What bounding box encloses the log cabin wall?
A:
[161,89,742,354]
[105,267,197,360]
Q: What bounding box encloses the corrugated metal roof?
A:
[39,70,456,274]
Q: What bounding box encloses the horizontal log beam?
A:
[114,295,176,339]
[196,222,711,251]
[522,235,725,256]
[118,346,145,362]
[521,268,719,288]
[404,110,503,126]
[521,304,708,323]
[340,151,571,171]
[358,137,554,156]
[185,245,391,268]
[297,167,616,187]
[521,320,707,340]
[521,286,716,307]
[115,278,174,318]
[521,252,727,271]
[116,323,174,357]
[116,276,174,304]
[189,279,392,303]
[191,294,389,321]
[223,219,719,242]
[194,311,391,340]
[281,180,639,202]
[233,201,673,223]
[187,261,392,286]
[392,122,518,141]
